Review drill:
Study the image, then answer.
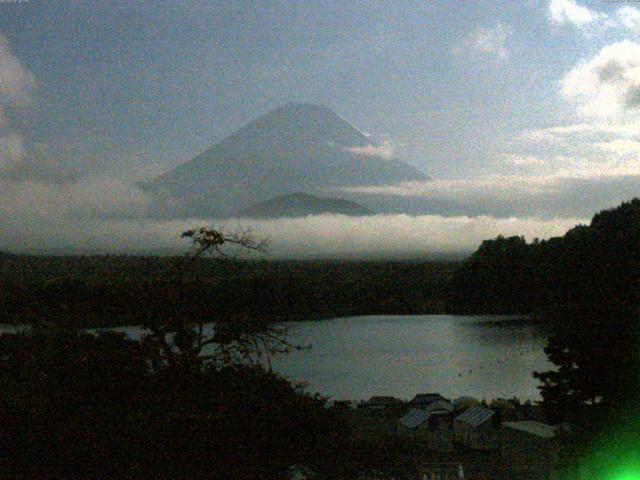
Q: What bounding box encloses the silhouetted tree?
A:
[139,226,303,375]
[534,305,640,422]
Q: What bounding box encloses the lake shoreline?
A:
[0,307,537,328]
[0,314,548,402]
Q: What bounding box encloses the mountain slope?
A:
[238,193,374,218]
[146,103,426,217]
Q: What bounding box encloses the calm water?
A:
[271,315,552,402]
[0,315,552,402]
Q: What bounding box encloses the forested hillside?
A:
[447,198,640,313]
[0,257,454,327]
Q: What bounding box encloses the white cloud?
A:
[0,33,36,108]
[596,138,640,156]
[548,0,605,27]
[547,0,640,34]
[513,116,640,178]
[560,40,640,118]
[344,140,394,159]
[458,22,513,60]
[616,6,640,33]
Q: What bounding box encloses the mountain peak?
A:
[147,103,427,218]
[281,101,332,111]
[229,103,369,149]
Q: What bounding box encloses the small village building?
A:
[399,401,454,432]
[398,407,454,451]
[362,396,404,410]
[409,393,447,409]
[453,406,498,450]
[398,408,430,432]
[500,421,560,480]
[424,399,454,414]
[424,400,454,430]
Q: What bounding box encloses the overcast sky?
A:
[0,0,639,256]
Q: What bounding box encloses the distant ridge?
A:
[146,103,427,218]
[238,192,374,218]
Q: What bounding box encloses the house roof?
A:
[455,406,495,427]
[502,421,556,439]
[367,396,403,405]
[410,393,446,405]
[399,408,430,429]
[425,400,454,413]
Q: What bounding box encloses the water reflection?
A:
[271,315,552,401]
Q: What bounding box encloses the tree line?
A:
[447,198,640,313]
[0,256,454,327]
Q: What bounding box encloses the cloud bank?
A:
[339,174,640,220]
[0,212,582,259]
[0,165,596,258]
[547,0,640,34]
[561,41,640,118]
[548,0,604,28]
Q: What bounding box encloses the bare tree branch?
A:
[142,225,307,372]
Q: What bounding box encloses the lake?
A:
[0,315,552,402]
[270,315,552,402]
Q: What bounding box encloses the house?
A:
[409,393,447,409]
[425,400,454,414]
[362,396,404,410]
[398,407,454,451]
[453,406,498,450]
[500,421,560,480]
[399,408,430,432]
